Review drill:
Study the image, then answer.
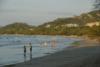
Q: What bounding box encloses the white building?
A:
[45,24,51,28]
[85,22,100,27]
[66,24,79,27]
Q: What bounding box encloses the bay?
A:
[0,35,80,66]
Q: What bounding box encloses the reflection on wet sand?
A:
[30,52,32,64]
[51,40,56,48]
[40,37,57,48]
[41,41,48,47]
[51,37,57,48]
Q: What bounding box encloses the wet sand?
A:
[2,45,100,67]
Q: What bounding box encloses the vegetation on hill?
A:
[39,10,100,27]
[0,23,35,34]
[36,10,100,36]
[0,10,100,38]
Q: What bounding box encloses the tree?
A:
[94,0,100,10]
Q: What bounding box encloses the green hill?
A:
[0,22,35,34]
[0,10,100,36]
[35,10,100,35]
[39,10,100,28]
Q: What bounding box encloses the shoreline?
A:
[0,35,81,67]
[1,43,77,67]
[2,41,100,67]
[3,46,100,67]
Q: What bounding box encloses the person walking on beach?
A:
[29,43,32,53]
[24,45,26,63]
[29,43,32,64]
[24,45,26,55]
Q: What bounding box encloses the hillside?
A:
[0,10,100,36]
[39,10,100,28]
[35,10,100,35]
[0,22,35,34]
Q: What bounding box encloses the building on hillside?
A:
[45,24,51,28]
[85,22,100,27]
[66,24,79,27]
[61,24,79,27]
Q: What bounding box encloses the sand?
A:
[2,38,100,67]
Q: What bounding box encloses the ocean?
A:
[0,35,80,66]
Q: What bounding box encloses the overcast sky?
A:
[0,0,94,26]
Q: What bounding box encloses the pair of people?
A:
[24,43,32,63]
[24,43,32,53]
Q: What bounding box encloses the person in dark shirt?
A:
[29,43,32,64]
[24,45,26,53]
[24,45,26,63]
[29,43,32,53]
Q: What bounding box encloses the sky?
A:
[0,0,94,26]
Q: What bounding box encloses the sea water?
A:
[0,35,80,66]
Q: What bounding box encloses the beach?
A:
[3,44,100,67]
